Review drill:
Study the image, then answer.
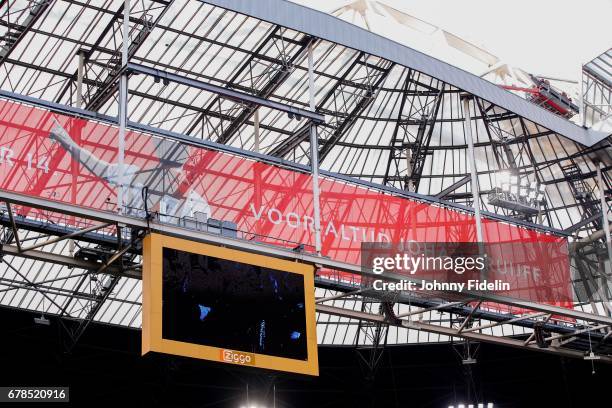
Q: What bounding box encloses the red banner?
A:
[0,99,572,308]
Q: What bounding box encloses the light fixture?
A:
[584,351,600,360]
[489,171,546,216]
[34,315,50,326]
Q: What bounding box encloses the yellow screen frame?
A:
[142,233,319,376]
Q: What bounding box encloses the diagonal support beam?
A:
[20,222,112,252]
[461,312,548,333]
[435,176,471,199]
[0,244,135,277]
[4,202,21,251]
[395,300,469,319]
[128,62,324,124]
[457,300,482,333]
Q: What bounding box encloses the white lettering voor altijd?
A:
[0,147,49,173]
[249,203,389,244]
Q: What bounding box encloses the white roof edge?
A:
[203,0,610,147]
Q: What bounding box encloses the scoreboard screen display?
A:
[142,233,318,376]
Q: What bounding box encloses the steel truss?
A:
[0,0,611,354]
[1,189,612,361]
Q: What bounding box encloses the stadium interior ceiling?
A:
[0,0,612,403]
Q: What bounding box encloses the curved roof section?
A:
[206,0,610,146]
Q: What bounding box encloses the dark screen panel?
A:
[162,247,308,360]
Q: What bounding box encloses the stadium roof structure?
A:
[0,0,611,362]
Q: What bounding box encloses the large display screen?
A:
[142,233,318,375]
[162,247,308,360]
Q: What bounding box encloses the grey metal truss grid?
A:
[0,0,611,351]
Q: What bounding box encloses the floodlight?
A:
[519,187,528,197]
[487,403,494,408]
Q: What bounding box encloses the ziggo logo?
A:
[220,349,255,366]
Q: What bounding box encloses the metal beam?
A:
[127,62,325,124]
[318,61,395,162]
[0,244,136,278]
[5,203,21,251]
[86,1,174,111]
[212,34,314,144]
[269,52,392,159]
[564,212,605,234]
[462,95,484,242]
[461,312,549,333]
[0,0,52,66]
[2,189,608,325]
[316,304,612,362]
[435,176,471,199]
[20,222,112,252]
[395,301,469,319]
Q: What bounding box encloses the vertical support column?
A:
[117,0,130,214]
[308,41,322,255]
[69,50,87,255]
[405,147,413,192]
[597,162,612,272]
[253,109,262,213]
[76,50,85,109]
[462,95,484,243]
[253,109,260,153]
[580,64,587,128]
